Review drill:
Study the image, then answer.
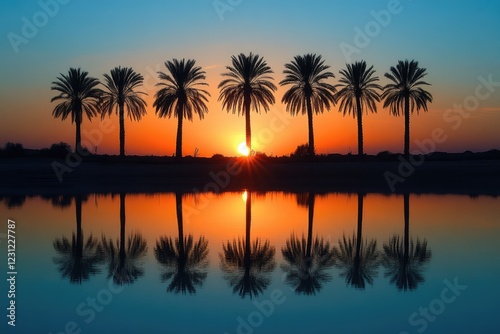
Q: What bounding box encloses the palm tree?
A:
[51,68,102,152]
[101,193,148,285]
[382,60,433,159]
[333,193,379,289]
[218,53,277,152]
[280,54,337,156]
[337,61,382,157]
[53,195,104,284]
[155,192,209,294]
[381,194,432,291]
[101,66,147,157]
[281,193,336,295]
[220,191,276,298]
[154,59,210,158]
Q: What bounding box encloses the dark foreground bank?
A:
[1,154,500,196]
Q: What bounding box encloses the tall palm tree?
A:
[281,192,336,295]
[101,66,147,157]
[101,193,148,285]
[154,59,210,158]
[333,193,379,289]
[218,53,277,152]
[381,194,432,291]
[155,192,209,294]
[51,68,102,152]
[337,61,382,157]
[280,54,337,156]
[382,60,433,159]
[220,191,276,298]
[53,195,104,284]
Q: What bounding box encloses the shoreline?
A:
[1,156,500,196]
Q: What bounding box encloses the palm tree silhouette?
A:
[53,195,104,284]
[281,192,336,295]
[337,61,382,157]
[280,54,337,156]
[155,192,209,294]
[218,53,277,152]
[382,194,432,291]
[154,59,210,158]
[220,191,276,298]
[382,60,433,159]
[51,68,102,152]
[101,193,148,285]
[101,66,148,157]
[333,193,379,289]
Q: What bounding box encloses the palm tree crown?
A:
[154,59,210,158]
[101,66,147,157]
[382,60,433,158]
[51,68,102,151]
[337,60,381,156]
[218,52,277,152]
[280,54,337,156]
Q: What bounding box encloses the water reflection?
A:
[281,192,335,295]
[52,194,104,284]
[333,193,379,289]
[155,192,209,294]
[381,194,432,291]
[101,193,148,285]
[220,190,276,298]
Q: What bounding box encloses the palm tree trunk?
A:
[75,195,83,259]
[403,193,409,263]
[306,193,315,258]
[119,103,125,157]
[176,108,183,159]
[244,92,251,152]
[306,96,315,156]
[404,95,410,159]
[356,193,363,258]
[245,191,252,266]
[176,192,184,256]
[75,115,81,153]
[119,193,126,265]
[356,96,363,157]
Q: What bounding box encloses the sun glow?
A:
[237,141,250,156]
[242,190,248,202]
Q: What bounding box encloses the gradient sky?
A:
[1,0,499,156]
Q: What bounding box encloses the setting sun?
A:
[237,142,250,156]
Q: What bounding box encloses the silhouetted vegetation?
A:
[220,191,276,298]
[219,53,277,152]
[155,193,209,294]
[280,54,337,156]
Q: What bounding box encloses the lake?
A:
[0,191,499,333]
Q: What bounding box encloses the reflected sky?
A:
[0,192,499,333]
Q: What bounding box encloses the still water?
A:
[0,192,499,334]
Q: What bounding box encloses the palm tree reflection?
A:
[382,194,432,291]
[281,193,335,295]
[53,194,104,284]
[102,193,148,285]
[333,193,379,289]
[220,191,276,298]
[155,192,209,294]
